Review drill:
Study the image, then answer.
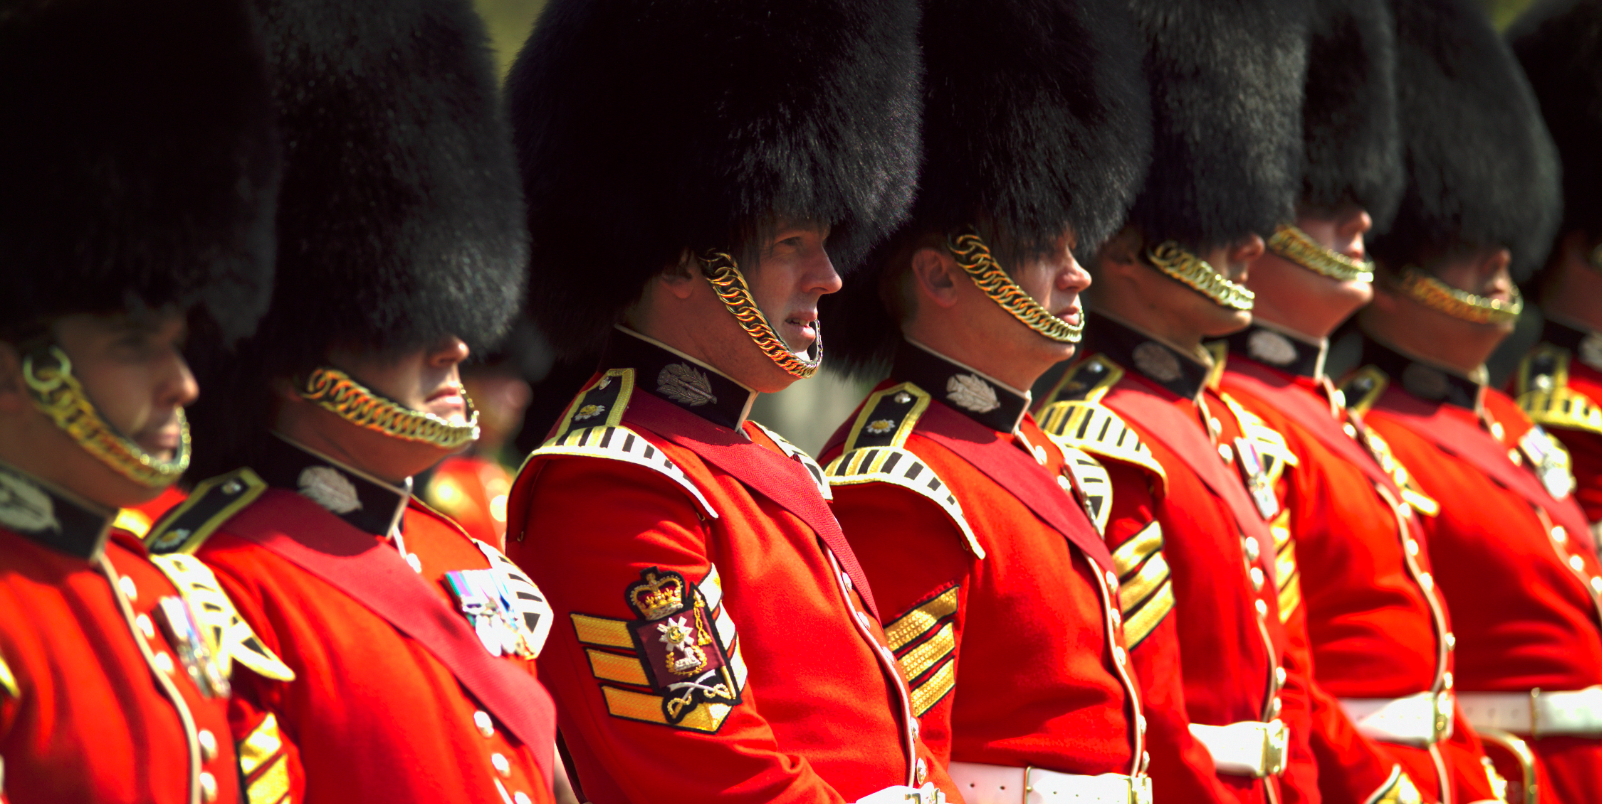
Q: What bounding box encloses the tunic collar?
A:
[1541,317,1602,371]
[0,461,115,559]
[604,327,758,432]
[1221,320,1328,381]
[892,339,1031,433]
[257,435,412,538]
[1084,311,1215,400]
[1360,336,1485,412]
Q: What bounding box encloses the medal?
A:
[1234,436,1281,520]
[1518,425,1575,499]
[444,567,542,660]
[155,595,229,698]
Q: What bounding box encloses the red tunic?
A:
[1508,320,1601,527]
[1220,324,1498,804]
[819,343,1144,783]
[1037,314,1320,804]
[147,436,558,804]
[504,330,956,804]
[0,466,273,804]
[1345,337,1601,804]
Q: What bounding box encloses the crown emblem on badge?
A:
[628,570,686,620]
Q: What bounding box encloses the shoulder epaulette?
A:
[1514,345,1602,434]
[147,553,295,683]
[1059,444,1114,535]
[528,425,718,521]
[1338,366,1389,415]
[146,468,267,555]
[1042,355,1122,404]
[825,382,984,559]
[1036,399,1167,496]
[750,421,831,501]
[552,369,635,442]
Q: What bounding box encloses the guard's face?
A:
[996,231,1089,362]
[54,312,197,463]
[1133,234,1261,339]
[747,221,840,359]
[1247,203,1375,337]
[1425,245,1518,335]
[328,335,473,426]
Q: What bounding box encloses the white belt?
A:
[1339,691,1455,747]
[948,762,1152,804]
[856,782,945,804]
[1457,686,1603,737]
[1189,720,1289,778]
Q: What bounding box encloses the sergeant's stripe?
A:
[899,622,955,682]
[909,658,957,717]
[240,714,291,804]
[887,588,961,715]
[1271,511,1301,622]
[884,587,960,652]
[1111,522,1173,648]
[572,613,632,649]
[601,686,733,733]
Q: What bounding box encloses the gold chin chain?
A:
[947,229,1083,343]
[1394,269,1523,326]
[297,366,480,449]
[1267,225,1374,283]
[22,345,190,487]
[1145,241,1256,311]
[698,251,822,379]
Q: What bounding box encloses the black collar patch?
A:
[1360,337,1484,411]
[1084,312,1213,399]
[0,462,114,559]
[256,436,412,537]
[1222,322,1327,380]
[892,340,1030,433]
[603,329,757,432]
[1541,318,1602,372]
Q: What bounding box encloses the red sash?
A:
[1099,381,1279,575]
[913,404,1116,574]
[625,392,881,619]
[227,491,556,784]
[1224,361,1400,497]
[1370,386,1593,544]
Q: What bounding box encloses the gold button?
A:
[1342,423,1357,438]
[1057,475,1072,490]
[1219,444,1234,463]
[1110,608,1121,627]
[1592,577,1603,593]
[1255,599,1269,617]
[916,758,928,785]
[1419,573,1434,592]
[515,794,532,804]
[137,614,156,639]
[1105,571,1119,589]
[1553,527,1568,544]
[1508,449,1522,465]
[1397,503,1411,517]
[910,717,921,739]
[1270,697,1283,716]
[1033,445,1048,465]
[1243,537,1261,562]
[473,710,494,738]
[1443,672,1454,690]
[1405,538,1420,557]
[1489,422,1505,440]
[198,729,218,762]
[198,771,218,803]
[491,753,511,778]
[119,575,138,601]
[1113,646,1127,666]
[1209,418,1223,436]
[1569,555,1585,572]
[1250,567,1265,592]
[153,652,175,674]
[1445,632,1456,649]
[1275,667,1288,688]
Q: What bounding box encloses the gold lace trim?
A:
[297,366,479,449]
[23,345,190,487]
[1395,269,1523,325]
[1146,241,1256,311]
[948,229,1083,343]
[698,251,822,379]
[1267,225,1374,282]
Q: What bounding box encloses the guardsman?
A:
[1344,0,1598,801]
[142,0,564,801]
[500,0,957,801]
[1507,0,1602,535]
[1215,0,1502,800]
[814,1,1186,802]
[1033,1,1325,801]
[0,0,287,800]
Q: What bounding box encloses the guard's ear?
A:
[656,250,700,300]
[909,245,961,309]
[1096,226,1144,276]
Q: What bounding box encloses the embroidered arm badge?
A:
[884,586,959,717]
[570,565,747,733]
[145,468,268,555]
[1269,510,1302,622]
[1110,522,1174,649]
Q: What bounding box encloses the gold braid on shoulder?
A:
[23,345,190,487]
[1394,268,1522,326]
[298,367,480,449]
[1267,225,1374,283]
[698,251,822,379]
[948,229,1083,343]
[1145,241,1256,311]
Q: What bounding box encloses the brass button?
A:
[1489,422,1505,440]
[153,652,175,674]
[1255,599,1269,618]
[1342,423,1357,438]
[1243,537,1261,562]
[1508,449,1522,465]
[119,575,138,601]
[1270,697,1283,717]
[198,771,218,803]
[515,794,532,804]
[1419,573,1434,593]
[1209,418,1223,436]
[1592,577,1602,593]
[1405,538,1420,557]
[198,729,218,762]
[1033,445,1048,465]
[1113,646,1127,666]
[1249,567,1266,592]
[1397,503,1411,517]
[1136,714,1148,735]
[1552,526,1568,544]
[491,752,511,778]
[137,614,156,639]
[406,553,423,574]
[1274,667,1288,688]
[1105,571,1119,590]
[1057,475,1072,490]
[910,717,921,739]
[1443,672,1454,690]
[1110,608,1121,627]
[1219,444,1234,464]
[1569,555,1585,572]
[1445,632,1456,650]
[473,710,494,738]
[916,758,928,785]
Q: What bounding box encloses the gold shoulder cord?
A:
[23,345,190,487]
[297,366,480,449]
[1267,225,1374,283]
[947,229,1083,343]
[1394,269,1523,326]
[1145,241,1255,311]
[698,251,821,379]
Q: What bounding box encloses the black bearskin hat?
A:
[1125,0,1312,251]
[507,0,924,358]
[1368,0,1561,282]
[823,0,1153,377]
[1509,0,1601,243]
[1302,0,1405,227]
[0,0,279,342]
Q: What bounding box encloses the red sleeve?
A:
[1550,424,1601,524]
[514,457,857,804]
[829,480,974,767]
[1101,462,1240,804]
